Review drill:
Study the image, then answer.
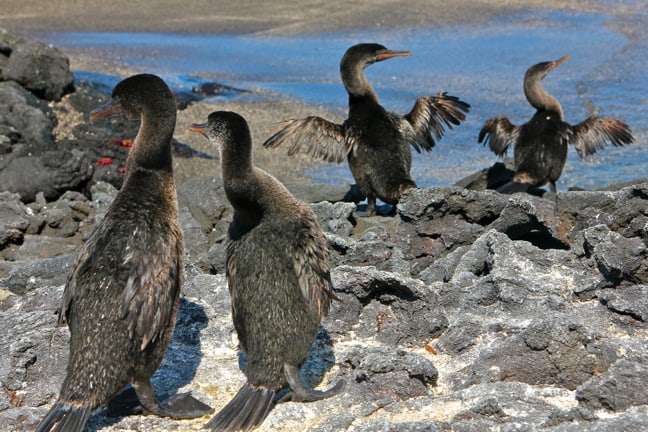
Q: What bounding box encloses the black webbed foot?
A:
[134,379,213,419]
[278,363,346,403]
[107,386,143,417]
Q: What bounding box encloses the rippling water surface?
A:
[43,8,647,190]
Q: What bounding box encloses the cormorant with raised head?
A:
[479,55,634,193]
[263,43,470,215]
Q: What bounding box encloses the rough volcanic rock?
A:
[1,36,74,101]
[576,359,648,412]
[0,149,93,203]
[0,173,647,432]
[0,80,55,155]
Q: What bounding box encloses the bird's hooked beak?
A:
[189,122,208,138]
[375,49,411,62]
[548,55,570,72]
[90,97,126,122]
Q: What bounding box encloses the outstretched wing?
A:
[403,92,471,153]
[262,116,351,164]
[292,210,338,322]
[569,116,634,158]
[478,116,520,157]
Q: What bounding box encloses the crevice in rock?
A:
[516,229,569,250]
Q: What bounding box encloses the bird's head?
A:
[341,43,411,70]
[90,74,175,122]
[525,55,570,82]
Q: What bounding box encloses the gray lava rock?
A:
[576,360,648,412]
[177,176,231,270]
[449,317,612,391]
[328,265,447,348]
[582,224,647,284]
[0,149,93,202]
[1,38,73,101]
[342,345,437,401]
[39,190,92,237]
[395,187,569,274]
[310,201,355,237]
[0,80,55,155]
[598,285,648,321]
[1,168,647,431]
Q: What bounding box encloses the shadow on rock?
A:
[97,298,211,424]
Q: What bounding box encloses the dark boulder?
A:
[0,149,93,203]
[0,80,55,155]
[1,37,74,101]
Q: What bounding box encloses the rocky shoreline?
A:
[1,29,647,431]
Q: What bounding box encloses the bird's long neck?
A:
[524,75,563,120]
[221,135,263,233]
[220,133,258,211]
[127,108,176,174]
[341,62,379,105]
[221,138,253,184]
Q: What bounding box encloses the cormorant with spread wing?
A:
[263,43,470,215]
[478,55,634,194]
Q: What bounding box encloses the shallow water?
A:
[43,8,647,190]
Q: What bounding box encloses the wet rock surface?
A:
[1,28,647,432]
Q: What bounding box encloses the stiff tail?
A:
[205,382,275,432]
[496,181,530,194]
[36,400,93,432]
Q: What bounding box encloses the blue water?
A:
[42,8,647,190]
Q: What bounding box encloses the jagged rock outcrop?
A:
[1,179,647,431]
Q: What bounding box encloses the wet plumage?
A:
[479,55,634,193]
[263,43,470,215]
[191,111,344,432]
[36,74,212,432]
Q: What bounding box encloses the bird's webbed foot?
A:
[278,363,346,403]
[133,379,214,419]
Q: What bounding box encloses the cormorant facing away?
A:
[478,55,634,193]
[191,111,344,432]
[36,74,212,432]
[263,42,470,215]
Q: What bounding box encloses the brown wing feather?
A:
[59,237,95,326]
[262,116,350,163]
[120,227,182,351]
[569,116,634,158]
[478,116,520,157]
[292,210,337,323]
[225,241,238,310]
[59,218,182,351]
[404,92,471,152]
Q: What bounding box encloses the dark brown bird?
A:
[36,74,212,432]
[191,111,344,432]
[478,55,634,193]
[263,43,470,215]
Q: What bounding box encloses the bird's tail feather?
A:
[205,382,275,432]
[35,400,93,432]
[497,181,530,194]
